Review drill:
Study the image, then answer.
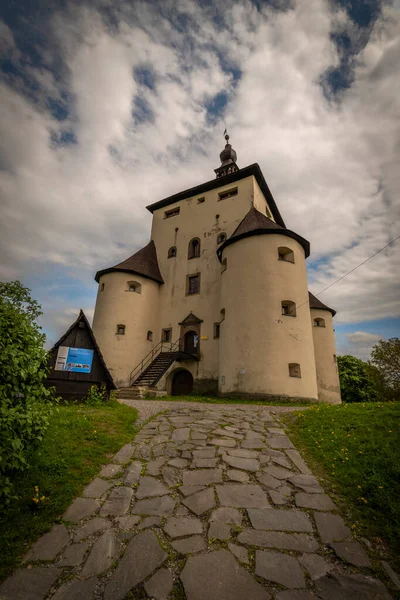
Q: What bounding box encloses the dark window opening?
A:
[162,328,172,342]
[282,300,297,317]
[218,187,238,201]
[100,283,105,292]
[147,330,153,341]
[217,232,227,244]
[187,274,200,295]
[168,246,177,258]
[165,207,180,218]
[214,323,220,339]
[313,318,326,327]
[197,197,205,204]
[116,324,125,335]
[278,246,295,263]
[289,363,301,378]
[188,238,201,259]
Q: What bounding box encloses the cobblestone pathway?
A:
[0,405,392,600]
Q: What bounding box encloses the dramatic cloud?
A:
[0,0,399,345]
[338,331,382,360]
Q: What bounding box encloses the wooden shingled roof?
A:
[217,205,310,260]
[95,240,164,284]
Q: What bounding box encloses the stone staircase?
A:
[116,352,178,399]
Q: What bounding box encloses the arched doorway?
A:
[183,330,198,355]
[171,370,194,396]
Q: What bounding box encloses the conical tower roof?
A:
[95,240,164,284]
[217,205,310,260]
[308,292,336,316]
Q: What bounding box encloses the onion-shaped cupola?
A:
[215,131,239,178]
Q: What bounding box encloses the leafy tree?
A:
[0,281,52,503]
[370,338,400,400]
[337,355,379,403]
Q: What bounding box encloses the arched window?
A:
[217,232,227,245]
[188,238,201,259]
[100,283,105,292]
[126,281,142,294]
[116,324,125,335]
[313,317,325,327]
[282,300,296,317]
[168,246,177,258]
[289,363,301,378]
[278,247,295,263]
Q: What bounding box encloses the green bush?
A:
[337,355,380,403]
[0,281,52,504]
[86,384,107,406]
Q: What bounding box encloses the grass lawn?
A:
[284,402,400,571]
[0,400,138,582]
[145,394,312,406]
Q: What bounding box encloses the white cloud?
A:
[0,0,399,337]
[337,331,382,360]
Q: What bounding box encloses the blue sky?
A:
[0,0,399,360]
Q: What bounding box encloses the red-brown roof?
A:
[309,292,336,316]
[217,205,310,260]
[95,240,164,284]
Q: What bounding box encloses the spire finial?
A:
[215,128,239,179]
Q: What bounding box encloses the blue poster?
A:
[56,346,94,373]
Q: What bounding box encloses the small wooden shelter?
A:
[46,310,115,400]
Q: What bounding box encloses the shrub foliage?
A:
[0,281,52,503]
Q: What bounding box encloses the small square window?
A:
[218,187,238,201]
[164,207,180,219]
[147,330,153,341]
[289,363,301,378]
[187,274,200,295]
[162,328,172,342]
[116,324,125,335]
[197,197,205,204]
[214,323,220,339]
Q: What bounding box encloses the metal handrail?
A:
[129,338,181,386]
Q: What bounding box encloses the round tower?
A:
[218,207,318,401]
[92,241,162,387]
[309,293,341,404]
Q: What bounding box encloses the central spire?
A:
[214,130,239,178]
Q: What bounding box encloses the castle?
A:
[92,136,341,403]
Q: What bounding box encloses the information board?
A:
[55,346,94,373]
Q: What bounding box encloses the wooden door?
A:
[171,370,193,396]
[184,331,198,355]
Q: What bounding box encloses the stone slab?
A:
[192,448,216,459]
[63,498,100,523]
[168,458,188,468]
[138,516,162,529]
[191,458,219,468]
[227,470,249,482]
[228,543,249,564]
[164,516,203,538]
[172,536,206,554]
[210,507,243,526]
[115,515,141,530]
[263,465,295,480]
[269,490,290,505]
[100,464,123,478]
[209,438,237,447]
[162,466,181,486]
[132,495,176,516]
[181,549,270,600]
[241,440,266,449]
[179,484,206,497]
[100,486,133,516]
[257,473,282,489]
[123,461,142,485]
[295,493,336,511]
[136,477,169,499]
[298,553,332,580]
[182,487,216,515]
[256,550,305,588]
[144,568,173,600]
[223,455,259,472]
[267,436,294,449]
[51,577,98,600]
[183,469,223,487]
[329,540,372,567]
[238,530,319,553]
[82,478,113,498]
[104,531,167,600]
[80,529,120,577]
[314,512,352,543]
[171,428,190,441]
[247,508,313,532]
[0,567,61,600]
[315,573,391,599]
[208,521,231,540]
[227,449,259,459]
[59,542,89,566]
[382,560,400,590]
[285,449,312,475]
[147,458,167,476]
[113,444,135,464]
[216,484,270,508]
[24,524,69,562]
[74,517,111,542]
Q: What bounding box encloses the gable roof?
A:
[179,312,203,326]
[146,163,286,228]
[49,310,116,387]
[217,205,310,260]
[95,240,164,284]
[308,292,336,316]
